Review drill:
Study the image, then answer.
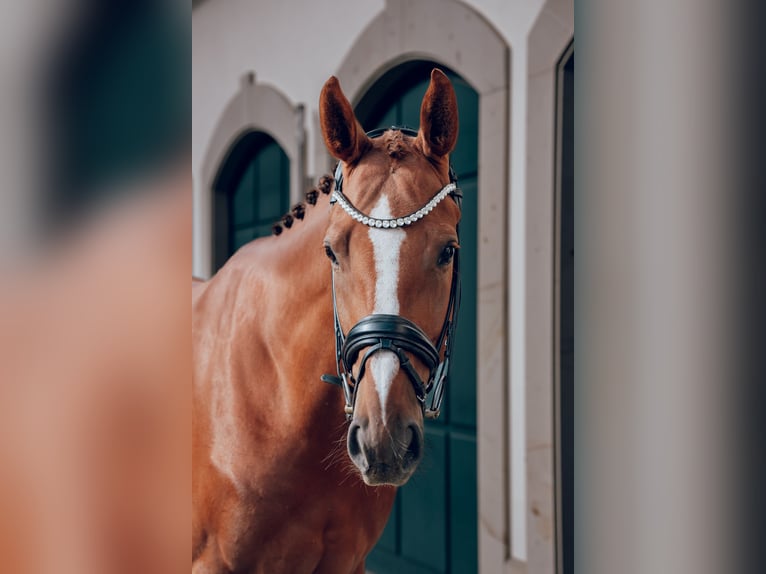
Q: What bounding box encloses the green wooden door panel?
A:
[449,79,479,172]
[233,228,254,250]
[213,131,291,269]
[376,499,398,553]
[400,82,426,128]
[227,136,290,255]
[449,433,478,573]
[400,428,448,571]
[232,161,256,226]
[255,141,288,220]
[376,105,399,131]
[367,552,441,574]
[446,176,477,429]
[359,62,479,574]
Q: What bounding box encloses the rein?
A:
[321,127,462,420]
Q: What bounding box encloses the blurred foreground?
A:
[0,1,189,573]
[0,166,190,573]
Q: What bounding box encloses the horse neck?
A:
[267,201,341,421]
[208,194,345,434]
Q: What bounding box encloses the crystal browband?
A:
[331,182,457,229]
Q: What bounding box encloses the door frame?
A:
[526,2,574,572]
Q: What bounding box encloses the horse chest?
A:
[216,476,394,574]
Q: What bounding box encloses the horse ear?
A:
[319,76,369,163]
[419,69,459,158]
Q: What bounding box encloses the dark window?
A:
[212,131,290,270]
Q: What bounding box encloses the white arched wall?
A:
[526,0,573,572]
[324,0,511,571]
[195,73,305,278]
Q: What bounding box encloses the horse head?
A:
[319,69,460,486]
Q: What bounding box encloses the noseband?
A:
[321,127,462,420]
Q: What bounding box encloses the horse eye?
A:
[437,244,457,266]
[324,244,338,265]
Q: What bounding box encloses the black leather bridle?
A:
[321,127,462,420]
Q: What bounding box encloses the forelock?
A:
[383,130,409,160]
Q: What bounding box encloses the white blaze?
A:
[368,195,406,420]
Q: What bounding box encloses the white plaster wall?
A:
[459,1,548,562]
[194,0,542,185]
[192,0,384,181]
[192,1,564,570]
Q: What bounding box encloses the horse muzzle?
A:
[347,417,423,486]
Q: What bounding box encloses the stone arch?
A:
[197,73,305,276]
[323,0,511,571]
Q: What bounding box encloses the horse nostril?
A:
[404,424,423,464]
[348,422,362,458]
[347,421,370,472]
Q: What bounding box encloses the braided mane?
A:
[271,173,333,236]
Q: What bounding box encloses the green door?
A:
[356,61,479,574]
[213,131,290,270]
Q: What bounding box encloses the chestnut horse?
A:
[193,69,461,573]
